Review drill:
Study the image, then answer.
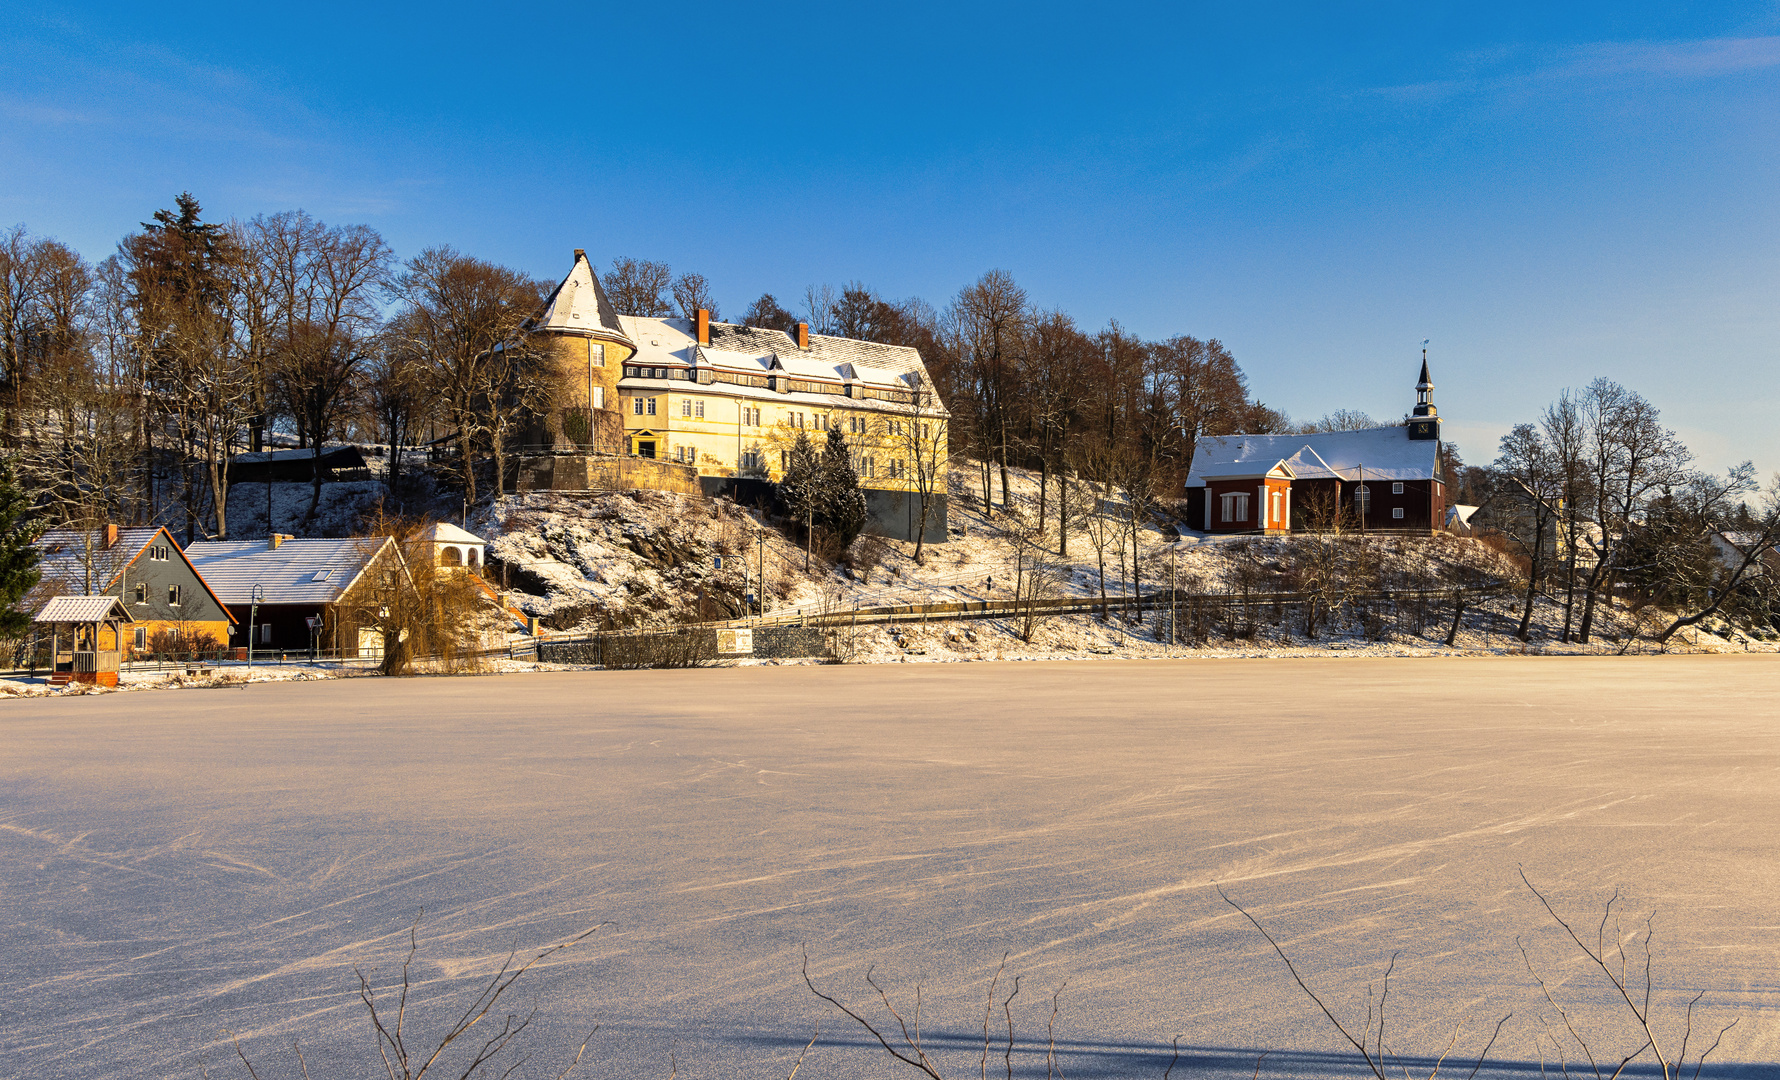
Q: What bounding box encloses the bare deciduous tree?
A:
[670,271,720,320]
[604,257,672,317]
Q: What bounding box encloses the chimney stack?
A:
[573,248,586,262]
[269,533,292,550]
[696,308,710,346]
[105,523,119,549]
[796,322,810,350]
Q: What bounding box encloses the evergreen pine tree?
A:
[0,459,44,637]
[818,427,869,550]
[779,432,822,533]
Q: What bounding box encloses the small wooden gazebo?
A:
[34,595,133,686]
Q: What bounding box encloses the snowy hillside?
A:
[452,460,1750,657]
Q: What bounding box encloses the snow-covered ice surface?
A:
[3,658,1778,1078]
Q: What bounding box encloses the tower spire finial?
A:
[1413,340,1435,417]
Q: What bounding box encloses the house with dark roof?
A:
[30,525,235,654]
[1184,361,1447,534]
[227,445,372,485]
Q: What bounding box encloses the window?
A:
[694,400,704,418]
[133,583,146,603]
[1392,507,1405,519]
[1392,482,1404,495]
[682,399,692,417]
[260,624,272,644]
[632,397,644,415]
[168,584,182,606]
[591,386,604,409]
[1354,485,1370,515]
[646,397,657,416]
[134,627,146,650]
[1220,492,1249,523]
[865,457,875,478]
[589,341,604,367]
[781,450,789,470]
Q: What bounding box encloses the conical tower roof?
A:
[532,250,634,348]
[1416,357,1433,390]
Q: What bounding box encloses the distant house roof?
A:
[1186,427,1440,487]
[35,595,133,623]
[183,537,396,605]
[231,446,367,467]
[228,445,370,484]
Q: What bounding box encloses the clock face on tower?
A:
[1408,420,1438,441]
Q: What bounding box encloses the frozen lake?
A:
[3,657,1778,1078]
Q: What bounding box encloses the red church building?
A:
[1184,360,1447,534]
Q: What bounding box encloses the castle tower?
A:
[530,249,636,452]
[1407,346,1440,440]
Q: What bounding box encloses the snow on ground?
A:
[225,480,391,539]
[472,461,1766,658]
[3,659,1777,1078]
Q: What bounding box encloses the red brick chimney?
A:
[795,322,810,350]
[696,308,710,346]
[573,248,586,262]
[105,523,118,548]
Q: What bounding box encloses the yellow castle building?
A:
[518,250,950,543]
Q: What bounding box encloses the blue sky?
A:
[4,2,1777,475]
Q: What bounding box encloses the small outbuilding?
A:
[34,595,133,686]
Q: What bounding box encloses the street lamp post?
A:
[248,583,263,673]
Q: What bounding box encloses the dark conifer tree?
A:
[0,458,43,637]
[817,427,868,550]
[779,431,821,531]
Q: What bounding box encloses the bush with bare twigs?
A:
[219,914,605,1080]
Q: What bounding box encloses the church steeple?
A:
[1413,344,1436,417]
[1407,342,1440,440]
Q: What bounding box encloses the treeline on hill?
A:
[0,192,1291,546]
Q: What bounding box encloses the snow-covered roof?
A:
[421,522,485,546]
[532,251,634,348]
[616,316,947,417]
[183,537,395,605]
[34,595,133,623]
[33,527,166,592]
[1186,427,1439,486]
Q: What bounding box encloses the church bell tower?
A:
[1407,344,1440,441]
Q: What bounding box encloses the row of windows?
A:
[625,397,934,438]
[1218,484,1413,523]
[774,450,906,479]
[131,582,182,606]
[627,366,923,403]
